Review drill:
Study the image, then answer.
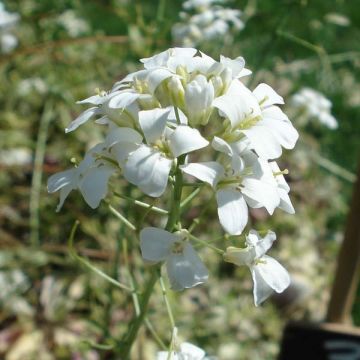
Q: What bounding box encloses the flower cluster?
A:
[172,0,244,47]
[0,1,19,53]
[292,87,338,129]
[48,47,298,305]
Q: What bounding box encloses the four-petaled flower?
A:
[224,230,290,306]
[140,227,209,291]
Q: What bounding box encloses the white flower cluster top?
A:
[172,0,244,47]
[48,47,298,305]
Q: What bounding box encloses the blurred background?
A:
[0,0,359,359]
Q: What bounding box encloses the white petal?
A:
[223,246,256,267]
[138,108,170,144]
[238,68,252,78]
[256,255,291,293]
[140,155,172,197]
[216,189,248,235]
[278,188,295,214]
[242,178,280,215]
[180,343,206,358]
[78,165,115,209]
[47,169,76,193]
[251,266,274,306]
[111,142,140,167]
[56,185,74,212]
[168,125,209,157]
[247,230,276,258]
[269,161,290,192]
[107,91,139,109]
[76,94,106,105]
[166,243,208,291]
[146,68,173,93]
[124,146,172,197]
[211,136,233,156]
[213,80,261,128]
[156,352,179,360]
[253,83,284,107]
[220,55,245,78]
[65,107,99,133]
[105,127,143,148]
[181,162,224,188]
[140,227,175,262]
[261,107,299,150]
[48,169,78,212]
[241,126,282,159]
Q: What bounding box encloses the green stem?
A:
[119,155,185,358]
[120,268,159,359]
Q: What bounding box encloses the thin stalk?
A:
[188,193,215,233]
[144,318,167,350]
[180,188,201,209]
[68,221,134,293]
[159,276,176,329]
[114,192,168,215]
[29,101,53,247]
[123,237,166,350]
[108,204,137,231]
[120,268,159,358]
[188,233,224,255]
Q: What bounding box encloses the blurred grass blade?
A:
[68,221,134,293]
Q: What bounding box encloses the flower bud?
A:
[220,67,232,93]
[185,74,214,126]
[168,76,185,108]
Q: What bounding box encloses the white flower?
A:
[65,90,140,133]
[292,87,338,129]
[172,1,244,47]
[157,342,208,360]
[224,230,290,306]
[214,81,298,159]
[140,227,208,291]
[47,144,116,211]
[181,152,281,235]
[123,108,208,197]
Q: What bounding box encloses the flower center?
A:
[171,241,185,255]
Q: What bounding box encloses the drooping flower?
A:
[224,230,290,306]
[47,143,117,211]
[140,227,208,291]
